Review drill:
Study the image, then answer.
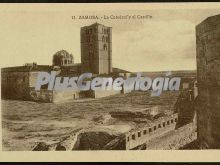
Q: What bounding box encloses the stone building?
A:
[1,23,131,103]
[1,63,81,103]
[81,23,112,74]
[1,63,53,101]
[196,14,220,148]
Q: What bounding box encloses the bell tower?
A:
[81,23,112,74]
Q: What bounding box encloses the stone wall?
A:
[2,69,81,103]
[29,88,53,102]
[29,71,54,102]
[196,14,220,148]
[145,122,196,150]
[125,113,178,150]
[53,91,80,103]
[1,71,30,100]
[175,89,196,128]
[83,90,121,98]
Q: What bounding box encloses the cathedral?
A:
[49,23,113,75]
[1,23,130,103]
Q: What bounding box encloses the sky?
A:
[0,4,219,72]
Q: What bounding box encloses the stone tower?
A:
[196,14,220,149]
[81,23,112,74]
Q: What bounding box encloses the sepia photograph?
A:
[0,3,220,154]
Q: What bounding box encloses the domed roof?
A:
[53,49,73,58]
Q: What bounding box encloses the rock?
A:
[33,142,49,151]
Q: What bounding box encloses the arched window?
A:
[87,36,90,42]
[103,44,107,50]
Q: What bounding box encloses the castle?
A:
[195,14,220,149]
[1,23,130,103]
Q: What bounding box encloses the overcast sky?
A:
[0,4,219,72]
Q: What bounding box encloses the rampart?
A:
[29,89,80,103]
[125,113,178,150]
[82,90,121,98]
[196,14,220,148]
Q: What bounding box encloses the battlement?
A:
[125,113,178,150]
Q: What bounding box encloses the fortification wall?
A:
[1,71,30,100]
[30,89,80,103]
[125,113,178,150]
[83,90,121,98]
[145,122,196,149]
[29,88,53,102]
[2,69,81,103]
[196,14,220,148]
[53,91,80,103]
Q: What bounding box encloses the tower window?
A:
[102,36,105,42]
[132,134,135,140]
[87,37,90,42]
[103,44,107,50]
